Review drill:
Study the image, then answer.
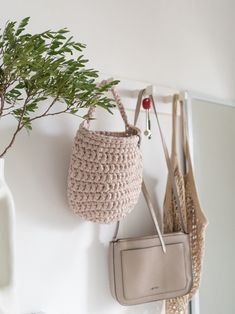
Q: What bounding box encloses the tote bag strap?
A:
[134,89,187,233]
[85,80,130,130]
[172,94,194,175]
[172,95,187,163]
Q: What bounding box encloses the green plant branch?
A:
[43,96,59,115]
[28,106,69,124]
[0,96,29,158]
[0,92,4,115]
[3,105,14,111]
[0,96,69,157]
[26,96,63,123]
[0,17,118,157]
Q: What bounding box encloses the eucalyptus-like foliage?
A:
[0,17,118,157]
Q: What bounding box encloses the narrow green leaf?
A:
[15,17,30,36]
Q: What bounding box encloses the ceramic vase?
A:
[0,159,20,314]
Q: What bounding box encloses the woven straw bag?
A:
[67,85,143,224]
[164,95,208,314]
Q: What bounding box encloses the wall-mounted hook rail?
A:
[102,74,186,115]
[131,85,186,103]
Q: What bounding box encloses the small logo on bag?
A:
[151,286,159,290]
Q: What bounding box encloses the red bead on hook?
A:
[142,97,152,139]
[142,97,152,110]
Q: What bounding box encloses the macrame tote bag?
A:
[67,85,143,224]
[163,95,208,314]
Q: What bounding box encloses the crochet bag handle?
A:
[86,80,130,130]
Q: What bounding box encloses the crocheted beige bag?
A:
[67,86,143,224]
[164,95,208,314]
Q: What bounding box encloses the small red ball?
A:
[142,97,152,110]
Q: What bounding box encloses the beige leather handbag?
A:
[109,91,193,305]
[109,184,192,305]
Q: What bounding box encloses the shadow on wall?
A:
[86,224,114,314]
[2,125,81,231]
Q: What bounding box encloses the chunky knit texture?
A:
[67,86,143,224]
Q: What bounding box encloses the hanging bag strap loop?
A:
[85,80,130,130]
[172,95,194,175]
[113,89,163,251]
[113,89,188,248]
[113,89,166,251]
[172,95,187,161]
[134,90,188,233]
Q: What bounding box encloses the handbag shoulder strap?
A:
[85,80,130,130]
[135,90,188,233]
[113,89,188,248]
[112,89,166,251]
[113,180,166,253]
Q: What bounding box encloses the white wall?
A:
[2,0,235,101]
[1,1,234,313]
[1,100,174,314]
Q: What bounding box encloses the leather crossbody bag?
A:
[109,91,193,305]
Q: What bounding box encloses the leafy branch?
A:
[0,17,119,157]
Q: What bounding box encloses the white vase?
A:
[0,159,20,314]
